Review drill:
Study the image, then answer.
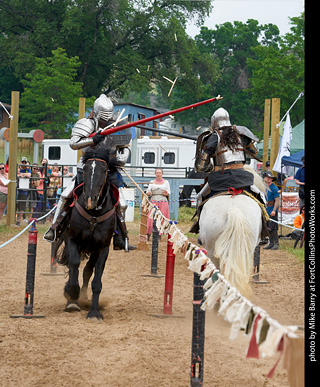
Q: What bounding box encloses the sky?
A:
[186,0,305,38]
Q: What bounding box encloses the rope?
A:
[137,181,299,348]
[277,92,304,128]
[0,205,56,249]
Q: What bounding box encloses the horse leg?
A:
[80,255,95,301]
[87,247,109,321]
[64,237,81,312]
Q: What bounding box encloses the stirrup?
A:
[113,234,136,252]
[43,228,56,242]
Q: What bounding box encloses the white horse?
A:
[198,166,266,297]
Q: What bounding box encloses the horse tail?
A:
[214,207,254,297]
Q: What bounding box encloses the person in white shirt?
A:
[146,168,171,240]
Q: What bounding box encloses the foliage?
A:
[247,13,305,128]
[0,0,212,99]
[0,1,304,135]
[193,20,282,133]
[19,48,83,138]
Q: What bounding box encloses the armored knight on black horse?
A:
[44,94,136,251]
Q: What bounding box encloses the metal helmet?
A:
[93,94,114,121]
[211,108,232,129]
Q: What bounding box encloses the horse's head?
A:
[83,158,108,210]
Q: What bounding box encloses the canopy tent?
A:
[282,150,304,168]
[257,119,304,158]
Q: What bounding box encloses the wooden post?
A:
[6,91,19,226]
[138,205,149,250]
[262,99,271,170]
[270,98,280,177]
[77,97,86,163]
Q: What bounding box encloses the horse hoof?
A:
[65,301,81,312]
[86,312,103,322]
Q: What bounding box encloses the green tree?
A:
[19,48,83,137]
[0,0,213,100]
[194,20,281,132]
[247,13,305,127]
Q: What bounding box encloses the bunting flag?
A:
[273,113,292,173]
[135,181,302,381]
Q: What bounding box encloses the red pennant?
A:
[246,315,262,359]
[267,336,284,378]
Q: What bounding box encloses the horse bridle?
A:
[84,158,108,207]
[75,157,114,233]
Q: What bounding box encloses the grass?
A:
[279,239,305,263]
[278,225,305,263]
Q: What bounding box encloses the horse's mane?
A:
[82,142,121,170]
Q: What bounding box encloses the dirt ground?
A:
[0,221,304,387]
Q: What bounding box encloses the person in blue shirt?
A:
[263,171,280,250]
[294,156,305,206]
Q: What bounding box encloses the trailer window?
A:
[163,152,175,164]
[143,152,155,164]
[48,146,61,160]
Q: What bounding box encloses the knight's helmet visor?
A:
[94,94,114,121]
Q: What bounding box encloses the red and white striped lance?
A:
[89,95,223,138]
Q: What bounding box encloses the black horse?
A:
[179,169,208,207]
[57,145,120,321]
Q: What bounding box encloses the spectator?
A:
[291,205,305,240]
[40,158,52,175]
[28,164,41,218]
[16,157,31,226]
[62,166,74,191]
[5,157,9,173]
[62,166,74,177]
[0,162,8,220]
[295,156,305,206]
[34,161,49,220]
[264,160,287,192]
[47,164,61,220]
[48,164,61,196]
[263,171,280,250]
[146,168,171,241]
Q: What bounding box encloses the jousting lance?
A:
[89,95,223,138]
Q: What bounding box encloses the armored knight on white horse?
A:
[44,94,136,251]
[191,107,268,296]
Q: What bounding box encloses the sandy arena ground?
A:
[0,221,304,387]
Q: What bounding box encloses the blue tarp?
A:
[282,150,304,168]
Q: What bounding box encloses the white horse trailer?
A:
[42,139,78,175]
[42,137,197,178]
[129,136,197,178]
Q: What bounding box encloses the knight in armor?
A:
[191,107,266,234]
[44,94,137,251]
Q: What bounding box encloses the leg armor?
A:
[189,182,212,234]
[113,205,137,252]
[118,187,128,217]
[43,181,75,242]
